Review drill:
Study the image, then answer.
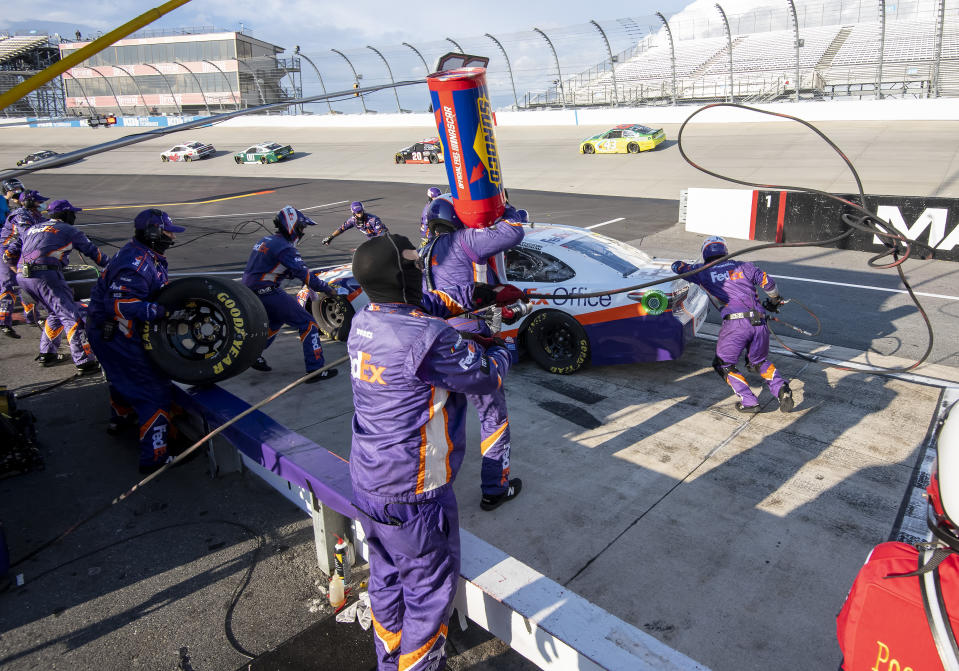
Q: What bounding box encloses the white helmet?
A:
[701,235,728,261]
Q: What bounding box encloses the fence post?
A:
[533,27,565,108]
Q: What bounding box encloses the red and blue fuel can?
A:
[428,67,506,228]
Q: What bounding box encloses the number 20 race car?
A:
[394,137,444,164]
[299,224,709,374]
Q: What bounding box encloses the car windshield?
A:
[633,125,655,134]
[263,143,281,150]
[186,142,202,149]
[560,237,640,277]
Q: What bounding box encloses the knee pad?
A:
[712,356,738,380]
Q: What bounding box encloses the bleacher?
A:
[0,35,50,65]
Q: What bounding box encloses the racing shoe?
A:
[778,385,794,413]
[35,352,68,367]
[1,326,20,339]
[304,368,338,384]
[75,361,101,376]
[250,356,271,372]
[735,401,761,414]
[480,478,523,511]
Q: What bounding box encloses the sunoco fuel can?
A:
[428,67,506,228]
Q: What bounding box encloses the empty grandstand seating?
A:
[0,35,50,65]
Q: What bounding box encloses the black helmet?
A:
[2,178,24,195]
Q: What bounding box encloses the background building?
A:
[58,28,301,116]
[0,34,64,116]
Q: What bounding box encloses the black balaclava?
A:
[353,234,423,306]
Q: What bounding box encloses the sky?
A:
[0,0,829,113]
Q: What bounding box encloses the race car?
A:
[299,223,709,374]
[234,142,294,164]
[161,141,215,162]
[579,124,665,154]
[17,150,59,166]
[394,137,444,164]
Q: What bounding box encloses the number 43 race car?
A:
[395,137,444,164]
[580,124,665,154]
[299,224,708,374]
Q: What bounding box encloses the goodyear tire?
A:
[627,142,640,154]
[310,294,355,342]
[260,156,268,164]
[429,153,438,164]
[64,264,100,301]
[143,277,269,384]
[583,144,595,154]
[395,154,404,164]
[161,155,169,162]
[234,156,242,164]
[524,310,590,375]
[184,155,192,162]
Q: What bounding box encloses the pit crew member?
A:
[348,233,514,671]
[242,206,337,380]
[14,199,106,372]
[671,235,793,413]
[420,198,527,510]
[419,186,442,246]
[86,208,184,474]
[1,186,42,337]
[322,201,387,245]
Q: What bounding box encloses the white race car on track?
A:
[300,224,709,374]
[161,141,216,162]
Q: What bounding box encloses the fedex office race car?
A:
[300,224,708,374]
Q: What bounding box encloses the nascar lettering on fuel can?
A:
[428,67,506,229]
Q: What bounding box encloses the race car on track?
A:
[17,150,59,166]
[234,142,293,164]
[579,124,665,154]
[161,141,215,162]
[299,224,709,374]
[394,137,444,164]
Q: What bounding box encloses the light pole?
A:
[589,20,618,106]
[367,45,402,113]
[533,27,565,108]
[655,12,677,105]
[445,37,464,53]
[484,33,519,109]
[786,0,801,102]
[293,48,333,114]
[715,4,735,102]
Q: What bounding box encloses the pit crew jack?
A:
[241,233,333,373]
[421,206,525,498]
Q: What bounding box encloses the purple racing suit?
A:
[241,234,332,372]
[0,208,40,326]
[14,219,106,363]
[349,302,512,671]
[336,213,388,240]
[420,219,525,497]
[672,258,786,407]
[86,239,174,469]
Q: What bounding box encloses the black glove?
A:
[459,331,505,350]
[322,235,334,246]
[762,297,784,313]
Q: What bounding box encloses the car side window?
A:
[606,130,622,139]
[173,146,185,152]
[506,248,575,283]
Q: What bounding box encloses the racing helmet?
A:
[1,178,24,195]
[702,235,728,262]
[426,187,441,201]
[134,208,185,254]
[927,403,959,551]
[274,205,315,244]
[351,201,367,220]
[426,197,464,237]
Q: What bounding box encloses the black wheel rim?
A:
[541,323,576,361]
[163,299,231,360]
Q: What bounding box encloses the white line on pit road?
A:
[76,200,350,227]
[586,217,625,230]
[771,274,958,302]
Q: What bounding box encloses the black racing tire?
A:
[184,155,192,162]
[143,277,270,384]
[395,154,404,164]
[161,155,169,162]
[627,142,640,154]
[234,156,242,164]
[524,310,590,375]
[582,144,595,155]
[64,264,100,301]
[428,153,438,164]
[310,294,355,342]
[260,156,268,164]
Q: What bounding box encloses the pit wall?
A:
[20,97,959,130]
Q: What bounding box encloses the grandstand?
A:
[0,34,64,117]
[543,0,959,106]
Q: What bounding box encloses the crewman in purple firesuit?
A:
[242,205,338,380]
[321,201,387,246]
[419,186,443,246]
[671,235,794,413]
[420,198,528,510]
[86,209,184,474]
[13,199,107,373]
[0,185,42,338]
[348,233,515,671]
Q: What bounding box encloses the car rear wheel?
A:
[429,153,438,164]
[260,156,268,164]
[307,294,355,342]
[143,277,270,384]
[524,310,590,375]
[184,155,192,162]
[627,143,640,154]
[583,144,595,155]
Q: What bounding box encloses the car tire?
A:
[161,155,168,162]
[395,154,404,164]
[429,153,438,164]
[143,277,270,384]
[309,294,355,342]
[627,143,640,154]
[184,155,192,162]
[234,156,242,164]
[260,156,268,164]
[524,310,590,375]
[583,144,595,154]
[64,264,100,301]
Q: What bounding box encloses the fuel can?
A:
[428,67,506,228]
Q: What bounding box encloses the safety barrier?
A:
[171,382,710,671]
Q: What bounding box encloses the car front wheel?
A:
[524,310,590,374]
[627,143,640,154]
[429,153,438,164]
[184,155,192,162]
[395,154,404,164]
[260,156,268,164]
[583,144,595,154]
[234,156,242,164]
[161,155,168,162]
[309,294,355,342]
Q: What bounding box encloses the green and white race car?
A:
[233,141,294,164]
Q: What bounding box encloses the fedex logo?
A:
[351,351,386,385]
[709,269,744,284]
[458,341,478,370]
[151,423,167,457]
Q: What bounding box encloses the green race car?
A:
[234,141,294,164]
[579,124,665,154]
